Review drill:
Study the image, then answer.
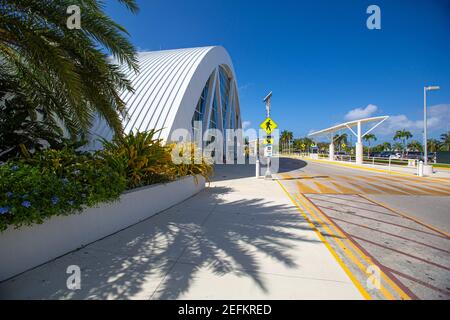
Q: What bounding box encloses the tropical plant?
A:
[427,139,441,153]
[393,129,412,155]
[440,132,450,151]
[0,0,139,140]
[98,130,173,189]
[0,152,126,231]
[317,142,329,153]
[363,134,377,156]
[169,142,213,183]
[382,142,391,151]
[333,133,348,151]
[407,140,422,152]
[280,130,293,153]
[0,90,63,160]
[392,142,404,152]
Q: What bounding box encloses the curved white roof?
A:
[89,46,241,145]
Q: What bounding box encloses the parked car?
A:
[390,152,402,159]
[405,152,421,160]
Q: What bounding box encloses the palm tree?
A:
[393,129,413,156]
[407,140,422,152]
[279,130,293,153]
[333,133,348,152]
[363,134,377,156]
[393,142,404,152]
[427,139,441,153]
[0,0,139,140]
[440,132,450,151]
[382,142,391,151]
[317,142,329,153]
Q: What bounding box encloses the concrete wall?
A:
[0,175,205,281]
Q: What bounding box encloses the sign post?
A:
[260,92,277,180]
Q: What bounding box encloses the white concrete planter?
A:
[0,175,205,282]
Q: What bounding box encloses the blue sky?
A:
[105,0,450,143]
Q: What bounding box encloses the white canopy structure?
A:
[308,116,389,164]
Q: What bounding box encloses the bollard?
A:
[418,160,423,177]
[256,159,260,178]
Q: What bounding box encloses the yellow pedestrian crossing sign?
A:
[341,143,346,148]
[263,137,274,145]
[260,117,278,134]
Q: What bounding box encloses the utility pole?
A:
[423,85,440,175]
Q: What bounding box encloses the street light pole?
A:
[423,85,440,167]
[424,87,427,166]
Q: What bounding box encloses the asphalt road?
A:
[275,156,450,300]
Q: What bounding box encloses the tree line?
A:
[280,129,450,154]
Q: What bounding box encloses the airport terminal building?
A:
[89,46,243,160]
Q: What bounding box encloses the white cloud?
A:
[374,104,450,136]
[345,104,378,121]
[242,121,251,129]
[238,83,253,91]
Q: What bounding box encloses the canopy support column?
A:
[329,142,334,161]
[355,121,363,164]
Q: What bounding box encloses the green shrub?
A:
[0,150,126,231]
[0,131,213,232]
[98,130,174,189]
[169,142,213,183]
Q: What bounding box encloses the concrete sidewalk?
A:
[0,164,363,300]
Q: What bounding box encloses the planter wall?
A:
[0,175,205,282]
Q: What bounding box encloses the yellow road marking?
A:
[275,180,372,300]
[295,194,396,300]
[359,194,450,238]
[329,181,360,194]
[363,175,450,195]
[296,181,319,194]
[296,193,412,300]
[345,181,379,194]
[313,181,340,194]
[363,181,412,195]
[382,181,450,196]
[338,175,442,195]
[361,173,450,189]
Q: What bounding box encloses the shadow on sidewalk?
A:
[0,185,319,300]
[213,157,308,182]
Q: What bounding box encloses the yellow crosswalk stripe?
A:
[313,181,340,194]
[296,181,319,194]
[287,172,450,196]
[346,181,379,194]
[363,181,411,195]
[362,175,450,195]
[384,181,449,196]
[329,181,360,194]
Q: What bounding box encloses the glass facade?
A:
[218,67,231,130]
[191,79,209,130]
[190,66,241,161]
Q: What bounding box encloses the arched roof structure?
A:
[89,46,242,148]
